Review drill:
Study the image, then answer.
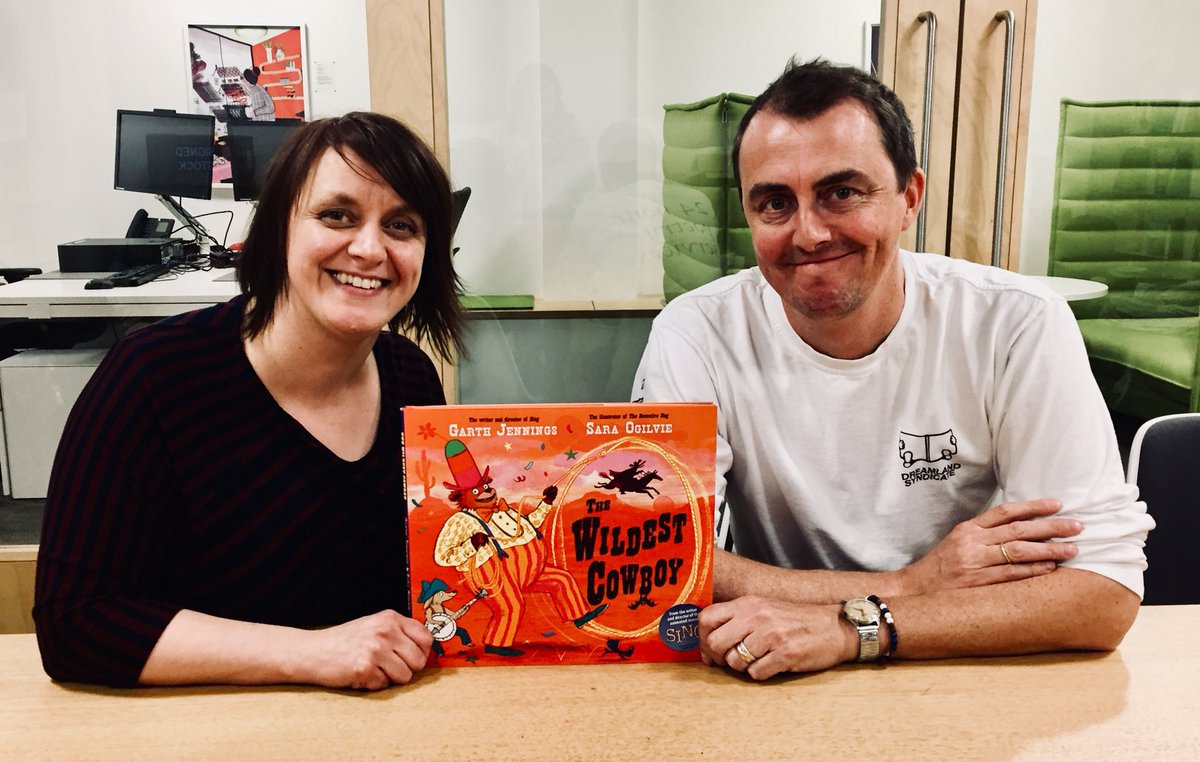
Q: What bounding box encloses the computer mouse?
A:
[84,278,115,290]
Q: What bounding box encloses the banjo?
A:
[426,588,489,642]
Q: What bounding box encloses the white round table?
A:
[1027,275,1109,302]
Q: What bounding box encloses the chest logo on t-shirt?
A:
[898,429,961,487]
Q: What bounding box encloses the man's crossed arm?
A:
[701,499,1140,679]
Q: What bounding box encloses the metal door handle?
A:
[915,11,937,253]
[992,10,1016,268]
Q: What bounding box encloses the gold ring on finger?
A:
[1000,542,1014,565]
[734,640,757,665]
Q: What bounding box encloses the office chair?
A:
[1047,100,1200,420]
[0,268,42,285]
[1126,413,1200,604]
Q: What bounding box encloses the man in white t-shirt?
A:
[632,58,1153,679]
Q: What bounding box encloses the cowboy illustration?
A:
[432,439,606,657]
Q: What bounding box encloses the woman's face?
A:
[278,147,426,343]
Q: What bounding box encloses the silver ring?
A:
[1000,542,1014,565]
[734,640,757,665]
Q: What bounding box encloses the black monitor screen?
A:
[114,110,215,200]
[228,119,303,201]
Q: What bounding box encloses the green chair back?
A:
[1047,99,1200,418]
[1048,99,1200,320]
[661,93,756,302]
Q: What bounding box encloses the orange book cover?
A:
[404,402,716,667]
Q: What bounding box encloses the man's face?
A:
[738,100,923,337]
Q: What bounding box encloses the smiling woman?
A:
[238,112,463,360]
[277,148,428,346]
[34,113,466,691]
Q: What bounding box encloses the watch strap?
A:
[856,624,880,662]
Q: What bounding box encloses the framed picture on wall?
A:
[185,24,311,187]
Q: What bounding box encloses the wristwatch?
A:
[842,597,882,662]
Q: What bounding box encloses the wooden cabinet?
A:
[880,0,1037,270]
[0,546,36,634]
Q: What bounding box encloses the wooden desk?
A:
[0,268,238,320]
[2,605,1197,759]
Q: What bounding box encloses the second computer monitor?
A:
[227,119,303,202]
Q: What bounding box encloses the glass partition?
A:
[446,0,1200,423]
[445,0,882,304]
[445,0,882,404]
[457,313,654,404]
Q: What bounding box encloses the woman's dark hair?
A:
[237,111,464,360]
[732,57,918,193]
[242,67,261,85]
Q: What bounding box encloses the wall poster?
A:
[185,24,311,187]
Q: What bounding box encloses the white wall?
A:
[446,0,880,300]
[1018,0,1200,274]
[0,0,371,273]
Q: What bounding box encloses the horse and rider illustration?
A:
[596,458,663,498]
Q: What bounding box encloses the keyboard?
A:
[84,262,174,290]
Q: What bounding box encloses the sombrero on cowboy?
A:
[442,439,490,491]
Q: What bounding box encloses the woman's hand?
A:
[301,610,433,690]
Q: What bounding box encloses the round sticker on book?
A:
[659,603,701,651]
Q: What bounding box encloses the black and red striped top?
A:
[33,296,445,686]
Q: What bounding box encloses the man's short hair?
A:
[732,57,918,192]
[236,112,464,359]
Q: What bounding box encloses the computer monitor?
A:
[114,110,215,201]
[227,119,303,202]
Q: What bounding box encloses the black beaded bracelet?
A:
[868,595,899,656]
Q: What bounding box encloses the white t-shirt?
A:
[633,251,1152,596]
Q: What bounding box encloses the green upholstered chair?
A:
[661,93,756,302]
[1047,99,1200,419]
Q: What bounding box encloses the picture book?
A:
[403,402,716,667]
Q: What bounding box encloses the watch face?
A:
[844,598,880,625]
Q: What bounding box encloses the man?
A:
[632,58,1153,679]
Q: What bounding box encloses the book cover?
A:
[404,402,716,667]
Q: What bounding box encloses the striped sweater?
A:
[34,296,444,686]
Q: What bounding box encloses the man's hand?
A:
[301,610,433,691]
[700,596,855,680]
[898,498,1081,596]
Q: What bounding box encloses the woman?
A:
[34,112,464,690]
[240,67,276,121]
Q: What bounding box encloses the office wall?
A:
[1018,0,1200,275]
[0,0,371,273]
[5,1,1194,281]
